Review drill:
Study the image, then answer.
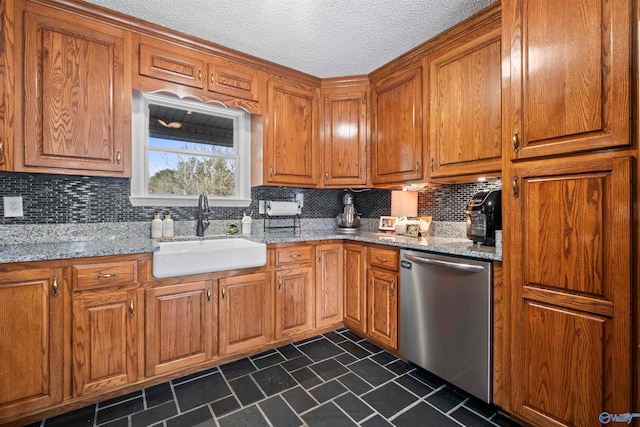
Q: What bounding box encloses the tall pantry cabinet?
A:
[500,1,634,426]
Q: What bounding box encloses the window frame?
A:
[130,90,251,207]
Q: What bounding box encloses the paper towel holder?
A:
[263,199,301,233]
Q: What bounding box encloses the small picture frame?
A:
[405,222,420,237]
[419,216,432,236]
[378,216,397,232]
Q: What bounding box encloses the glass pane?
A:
[148,103,235,153]
[148,150,236,197]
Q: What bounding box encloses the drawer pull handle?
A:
[390,280,396,296]
[376,256,388,263]
[198,69,202,82]
[221,286,226,299]
[210,72,215,85]
[290,254,301,259]
[512,130,520,153]
[430,158,434,173]
[129,298,134,317]
[278,278,282,290]
[207,288,211,302]
[512,175,520,199]
[0,138,4,158]
[94,273,119,280]
[415,161,420,173]
[52,275,59,297]
[116,151,122,165]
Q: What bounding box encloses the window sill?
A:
[129,195,251,208]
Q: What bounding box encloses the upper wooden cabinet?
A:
[502,0,631,160]
[264,77,319,187]
[136,35,264,112]
[320,80,369,187]
[429,24,501,180]
[371,65,423,185]
[506,155,632,426]
[0,266,64,423]
[18,2,131,176]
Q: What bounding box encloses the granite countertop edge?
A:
[0,230,501,264]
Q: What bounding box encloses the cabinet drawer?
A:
[73,261,138,290]
[275,245,313,266]
[368,247,398,271]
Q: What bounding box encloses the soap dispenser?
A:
[162,214,174,238]
[151,214,163,239]
[241,211,252,235]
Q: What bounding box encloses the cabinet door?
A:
[343,244,366,333]
[0,268,64,421]
[367,268,398,349]
[275,267,314,339]
[371,65,423,184]
[502,0,630,159]
[145,281,216,376]
[507,156,632,426]
[429,25,501,179]
[0,0,14,171]
[219,272,273,355]
[72,289,142,396]
[266,78,318,186]
[139,41,206,89]
[315,244,343,328]
[321,85,368,187]
[21,4,131,176]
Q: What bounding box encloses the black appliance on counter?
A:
[466,189,502,246]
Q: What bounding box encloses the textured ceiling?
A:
[85,0,497,78]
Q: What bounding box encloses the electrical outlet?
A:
[4,196,24,217]
[259,200,265,214]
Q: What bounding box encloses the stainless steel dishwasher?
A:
[399,249,492,403]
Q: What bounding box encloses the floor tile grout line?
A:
[446,397,470,415]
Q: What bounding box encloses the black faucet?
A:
[196,192,210,236]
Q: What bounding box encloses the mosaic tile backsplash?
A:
[0,172,501,225]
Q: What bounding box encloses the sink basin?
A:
[152,238,267,278]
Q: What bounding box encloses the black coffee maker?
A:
[465,189,502,246]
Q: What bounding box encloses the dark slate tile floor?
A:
[29,329,522,427]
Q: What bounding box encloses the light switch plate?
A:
[4,196,24,217]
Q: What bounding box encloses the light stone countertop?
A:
[0,228,500,264]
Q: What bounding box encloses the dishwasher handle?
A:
[403,254,486,273]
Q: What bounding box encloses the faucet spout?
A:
[196,192,210,236]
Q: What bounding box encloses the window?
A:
[130,91,251,207]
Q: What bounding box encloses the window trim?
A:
[130,90,251,207]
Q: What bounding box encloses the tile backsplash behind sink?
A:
[0,171,501,225]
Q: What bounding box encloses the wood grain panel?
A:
[145,281,215,376]
[315,244,343,327]
[21,5,130,175]
[371,65,423,184]
[0,268,64,417]
[343,244,366,333]
[321,86,368,186]
[275,267,313,339]
[367,268,397,349]
[522,301,605,427]
[524,172,605,295]
[219,272,272,355]
[503,0,630,159]
[429,27,501,179]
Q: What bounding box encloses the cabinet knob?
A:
[430,158,435,173]
[210,72,215,85]
[221,286,226,299]
[390,280,396,296]
[207,288,211,302]
[198,69,202,82]
[512,130,520,153]
[512,175,520,199]
[278,278,282,290]
[415,161,420,173]
[116,151,122,165]
[52,274,59,297]
[129,298,135,317]
[0,137,4,159]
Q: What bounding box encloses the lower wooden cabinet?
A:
[366,268,398,349]
[506,156,633,426]
[315,243,344,328]
[219,272,273,355]
[275,266,314,339]
[343,243,367,333]
[145,281,217,376]
[72,289,143,396]
[0,267,64,422]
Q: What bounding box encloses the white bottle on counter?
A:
[241,212,252,235]
[162,214,174,238]
[151,214,163,239]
